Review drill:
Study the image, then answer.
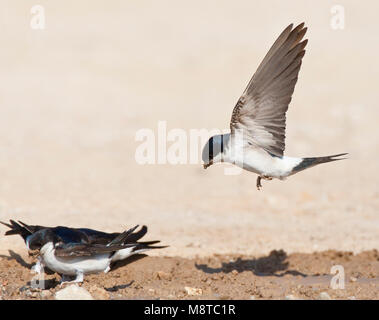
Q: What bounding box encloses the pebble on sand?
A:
[55,285,94,300]
[184,286,203,296]
[41,290,52,299]
[317,292,332,300]
[156,271,171,280]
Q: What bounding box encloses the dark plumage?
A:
[1,220,166,283]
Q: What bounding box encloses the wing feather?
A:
[230,23,308,156]
[54,243,136,257]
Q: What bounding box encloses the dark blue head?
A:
[26,229,58,250]
[202,134,228,169]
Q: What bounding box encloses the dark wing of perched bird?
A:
[54,242,137,257]
[230,23,308,157]
[54,226,154,257]
[75,225,147,245]
[118,225,148,243]
[107,225,139,246]
[108,225,167,250]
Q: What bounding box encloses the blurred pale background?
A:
[0,0,378,256]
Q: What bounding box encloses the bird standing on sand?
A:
[1,220,165,283]
[202,23,347,189]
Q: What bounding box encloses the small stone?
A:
[184,286,203,296]
[350,277,357,282]
[55,285,93,300]
[156,271,171,280]
[231,270,238,276]
[348,296,356,300]
[249,295,256,300]
[41,290,52,299]
[24,290,33,297]
[318,292,332,300]
[89,286,110,300]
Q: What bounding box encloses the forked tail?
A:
[290,153,348,175]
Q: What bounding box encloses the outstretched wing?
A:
[230,23,307,156]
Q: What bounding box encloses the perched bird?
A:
[202,23,347,189]
[1,220,165,283]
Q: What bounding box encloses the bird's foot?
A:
[256,176,262,190]
[256,175,273,190]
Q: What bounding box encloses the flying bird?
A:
[1,220,165,283]
[202,23,347,189]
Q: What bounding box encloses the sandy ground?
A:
[0,250,378,300]
[0,1,378,299]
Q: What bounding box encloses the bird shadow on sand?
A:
[195,250,307,277]
[0,250,55,274]
[0,250,59,289]
[0,250,34,269]
[105,281,134,292]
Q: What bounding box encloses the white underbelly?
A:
[41,243,111,275]
[227,149,301,178]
